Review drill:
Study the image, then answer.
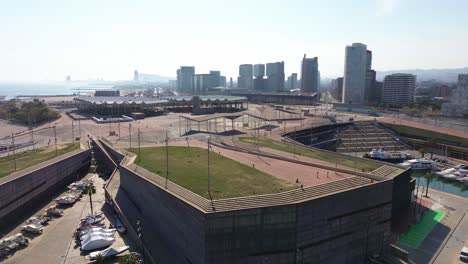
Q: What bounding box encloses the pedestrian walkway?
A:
[399,209,445,248]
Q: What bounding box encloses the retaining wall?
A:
[0,149,91,230]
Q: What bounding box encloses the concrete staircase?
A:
[337,121,408,153]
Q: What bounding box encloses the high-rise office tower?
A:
[254,64,265,78]
[342,43,369,104]
[134,70,139,82]
[237,64,253,89]
[301,55,319,93]
[229,77,233,88]
[177,66,195,93]
[382,74,416,103]
[266,61,285,92]
[253,64,266,91]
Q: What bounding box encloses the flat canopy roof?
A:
[163,95,248,102]
[74,96,168,105]
[180,112,244,122]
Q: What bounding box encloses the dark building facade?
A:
[301,55,319,93]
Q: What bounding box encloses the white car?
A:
[461,246,468,262]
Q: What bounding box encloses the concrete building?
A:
[253,64,266,91]
[237,64,253,89]
[332,77,343,102]
[220,76,227,88]
[301,55,319,93]
[287,73,298,91]
[266,61,285,92]
[442,74,468,116]
[177,66,195,94]
[382,74,416,104]
[431,85,452,98]
[192,71,223,94]
[365,70,377,103]
[98,140,413,264]
[342,43,369,104]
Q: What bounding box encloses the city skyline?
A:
[1,0,468,82]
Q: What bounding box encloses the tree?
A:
[418,148,427,158]
[83,184,97,214]
[423,172,435,197]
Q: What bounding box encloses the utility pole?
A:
[31,128,35,150]
[11,133,17,171]
[165,131,169,189]
[54,126,58,156]
[207,138,212,201]
[294,126,296,158]
[137,128,141,163]
[129,123,132,150]
[118,122,121,139]
[72,119,75,143]
[78,119,81,141]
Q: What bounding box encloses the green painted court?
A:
[399,209,445,248]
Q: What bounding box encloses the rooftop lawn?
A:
[238,137,381,172]
[0,143,80,178]
[381,123,468,148]
[129,146,295,199]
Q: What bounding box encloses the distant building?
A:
[237,64,253,89]
[229,77,233,88]
[365,70,377,103]
[192,71,224,94]
[220,76,227,88]
[287,73,298,91]
[431,85,452,98]
[266,61,285,92]
[332,77,344,102]
[177,66,195,94]
[253,64,266,91]
[95,90,120,97]
[134,70,139,82]
[254,64,265,78]
[301,55,319,93]
[382,74,416,104]
[442,74,468,116]
[342,43,370,104]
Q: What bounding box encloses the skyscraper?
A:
[266,61,285,92]
[237,64,253,89]
[177,66,195,94]
[342,43,369,104]
[301,55,319,93]
[253,64,266,91]
[382,74,416,103]
[134,70,139,82]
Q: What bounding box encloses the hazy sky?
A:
[1,0,467,82]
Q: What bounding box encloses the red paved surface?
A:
[379,117,468,139]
